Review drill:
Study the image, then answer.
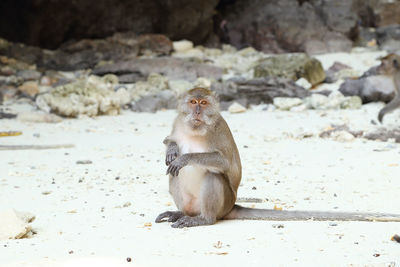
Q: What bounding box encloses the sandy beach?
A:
[1,99,400,266]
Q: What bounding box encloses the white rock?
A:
[193,77,211,89]
[0,209,35,240]
[295,78,312,90]
[341,96,362,109]
[172,48,204,59]
[273,97,303,110]
[327,91,346,109]
[306,94,330,110]
[228,102,247,113]
[172,40,194,52]
[331,130,355,142]
[168,80,193,95]
[17,112,62,123]
[290,104,308,112]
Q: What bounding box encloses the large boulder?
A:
[253,53,325,86]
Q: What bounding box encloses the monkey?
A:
[378,53,400,123]
[156,87,400,228]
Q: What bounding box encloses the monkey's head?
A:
[178,87,220,131]
[377,54,400,75]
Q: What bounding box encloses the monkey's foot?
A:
[171,215,213,228]
[155,211,184,223]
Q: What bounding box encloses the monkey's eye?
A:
[200,100,208,105]
[190,99,197,104]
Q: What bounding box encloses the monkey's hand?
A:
[165,142,179,166]
[166,154,189,176]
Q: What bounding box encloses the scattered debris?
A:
[0,144,74,150]
[0,131,22,137]
[76,160,93,165]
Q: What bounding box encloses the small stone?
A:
[273,97,303,111]
[123,202,131,208]
[272,224,284,228]
[305,94,330,110]
[331,131,355,142]
[295,78,312,90]
[290,104,308,112]
[42,191,52,195]
[228,102,246,113]
[76,160,92,164]
[172,40,193,52]
[341,96,362,109]
[18,81,39,97]
[126,257,132,262]
[329,222,338,226]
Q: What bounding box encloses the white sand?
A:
[1,101,400,266]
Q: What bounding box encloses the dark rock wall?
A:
[0,0,218,49]
[0,0,399,52]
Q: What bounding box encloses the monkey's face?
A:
[188,97,210,127]
[378,54,400,75]
[179,96,218,129]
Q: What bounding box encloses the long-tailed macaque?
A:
[156,87,400,228]
[378,54,400,123]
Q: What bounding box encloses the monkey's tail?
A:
[223,205,400,222]
[378,96,400,123]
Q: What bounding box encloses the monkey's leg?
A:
[155,211,184,223]
[171,172,229,228]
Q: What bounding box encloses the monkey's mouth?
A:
[192,118,203,126]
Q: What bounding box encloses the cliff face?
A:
[0,0,399,52]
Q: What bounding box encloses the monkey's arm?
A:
[378,95,400,122]
[165,141,179,166]
[166,151,228,176]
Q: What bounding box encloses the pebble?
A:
[76,160,93,164]
[228,102,246,113]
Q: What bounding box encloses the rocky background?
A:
[0,0,400,128]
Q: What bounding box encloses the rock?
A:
[322,32,353,53]
[18,81,39,97]
[193,77,212,89]
[325,62,352,83]
[0,0,218,49]
[326,91,346,109]
[228,102,246,113]
[137,34,173,56]
[16,69,41,81]
[131,90,177,112]
[17,112,63,123]
[212,77,310,105]
[93,57,223,82]
[290,104,308,112]
[295,78,311,90]
[172,48,204,59]
[273,97,303,111]
[339,75,396,104]
[129,73,169,101]
[304,93,330,110]
[364,127,400,143]
[253,54,326,86]
[168,80,193,95]
[0,209,35,240]
[36,74,125,117]
[0,85,19,101]
[220,98,248,111]
[376,25,400,53]
[341,96,362,109]
[172,40,194,52]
